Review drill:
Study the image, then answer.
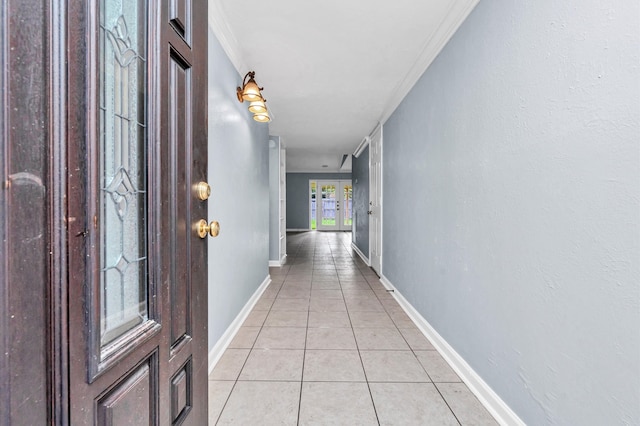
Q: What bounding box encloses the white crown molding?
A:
[353,136,370,158]
[208,0,247,75]
[379,0,481,124]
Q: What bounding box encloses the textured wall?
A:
[382,0,640,424]
[286,172,352,229]
[352,149,370,256]
[207,28,270,350]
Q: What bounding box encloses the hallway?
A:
[208,232,497,425]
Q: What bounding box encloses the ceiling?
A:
[209,0,479,172]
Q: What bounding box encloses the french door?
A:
[317,180,352,231]
[66,0,209,424]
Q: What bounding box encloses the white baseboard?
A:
[286,228,310,232]
[380,275,525,426]
[208,274,272,374]
[350,242,370,266]
[269,254,288,268]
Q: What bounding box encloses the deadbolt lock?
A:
[196,219,220,239]
[195,182,211,201]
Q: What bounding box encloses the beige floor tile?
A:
[311,280,341,289]
[437,383,499,425]
[311,276,341,283]
[299,382,378,426]
[342,289,376,299]
[306,328,357,350]
[253,297,275,311]
[310,289,344,299]
[415,351,461,382]
[340,281,373,290]
[309,298,347,312]
[312,273,339,281]
[303,350,366,382]
[308,311,351,328]
[209,349,250,381]
[239,349,304,381]
[262,286,281,299]
[208,381,234,424]
[312,264,337,270]
[228,327,260,348]
[264,310,308,327]
[353,327,410,350]
[391,316,418,329]
[345,298,385,312]
[370,382,459,425]
[349,311,396,328]
[254,327,307,349]
[360,351,430,382]
[242,310,268,326]
[217,381,300,425]
[271,297,310,311]
[399,328,435,350]
[277,286,312,298]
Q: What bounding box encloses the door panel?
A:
[67,0,208,424]
[0,0,52,423]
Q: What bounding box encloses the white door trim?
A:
[369,123,383,274]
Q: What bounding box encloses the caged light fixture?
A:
[237,71,271,122]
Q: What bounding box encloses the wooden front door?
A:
[66,0,209,424]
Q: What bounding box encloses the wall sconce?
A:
[237,71,271,122]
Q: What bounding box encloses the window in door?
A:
[310,181,317,230]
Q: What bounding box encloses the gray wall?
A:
[352,149,369,256]
[268,136,280,262]
[207,28,270,350]
[382,0,639,424]
[286,173,351,229]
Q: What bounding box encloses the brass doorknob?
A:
[209,221,220,237]
[196,219,221,238]
[195,181,211,201]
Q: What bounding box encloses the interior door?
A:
[369,125,382,274]
[66,0,209,424]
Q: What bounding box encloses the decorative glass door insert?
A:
[99,0,149,347]
[342,183,353,228]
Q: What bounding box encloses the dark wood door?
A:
[66,0,208,424]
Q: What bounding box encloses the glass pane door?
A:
[317,182,338,230]
[342,182,353,230]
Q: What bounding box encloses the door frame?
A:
[314,180,352,231]
[369,123,383,274]
[1,0,70,422]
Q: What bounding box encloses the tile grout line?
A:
[215,244,296,425]
[333,235,382,426]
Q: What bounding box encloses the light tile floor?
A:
[209,231,498,425]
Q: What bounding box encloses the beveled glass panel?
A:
[343,184,353,227]
[99,0,148,347]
